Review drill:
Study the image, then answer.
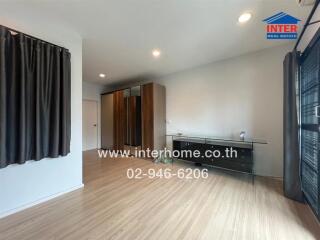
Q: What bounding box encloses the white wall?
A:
[0,10,83,217]
[155,44,293,177]
[82,81,107,149]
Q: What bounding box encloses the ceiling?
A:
[0,1,313,84]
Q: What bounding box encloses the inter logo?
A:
[263,12,301,40]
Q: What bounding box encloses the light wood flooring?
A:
[0,149,319,240]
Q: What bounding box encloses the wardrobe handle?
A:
[316,106,320,118]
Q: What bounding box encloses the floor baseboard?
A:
[0,184,84,219]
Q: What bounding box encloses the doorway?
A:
[82,100,98,151]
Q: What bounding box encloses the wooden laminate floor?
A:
[0,150,319,240]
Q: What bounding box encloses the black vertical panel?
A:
[300,36,320,217]
[283,51,304,202]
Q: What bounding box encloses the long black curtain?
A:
[283,51,304,202]
[0,26,71,168]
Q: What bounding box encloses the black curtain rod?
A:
[0,24,68,51]
[294,0,320,50]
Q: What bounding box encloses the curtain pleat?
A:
[0,28,7,168]
[0,26,71,168]
[283,51,304,202]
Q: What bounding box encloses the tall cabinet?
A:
[141,83,166,151]
[101,82,166,153]
[113,90,125,150]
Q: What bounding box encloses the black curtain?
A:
[283,51,304,202]
[0,26,71,168]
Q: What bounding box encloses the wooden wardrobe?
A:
[101,82,166,153]
[141,83,166,151]
[113,90,125,151]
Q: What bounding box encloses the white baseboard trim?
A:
[0,184,84,219]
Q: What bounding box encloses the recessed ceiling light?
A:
[99,73,106,78]
[238,13,252,23]
[152,49,161,58]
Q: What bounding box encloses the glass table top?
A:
[166,133,267,144]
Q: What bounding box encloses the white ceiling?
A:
[0,1,313,84]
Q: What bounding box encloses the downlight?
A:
[152,49,161,58]
[238,13,252,23]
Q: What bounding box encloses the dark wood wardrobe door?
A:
[129,96,141,146]
[124,97,129,145]
[128,96,135,146]
[142,83,154,151]
[113,90,125,150]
